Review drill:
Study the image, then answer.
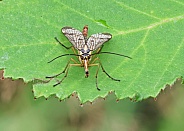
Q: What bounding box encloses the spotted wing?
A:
[87,33,112,51]
[62,27,85,50]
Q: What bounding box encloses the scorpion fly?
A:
[46,25,132,91]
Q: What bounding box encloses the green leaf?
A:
[0,0,184,103]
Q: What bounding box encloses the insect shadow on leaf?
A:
[46,25,132,91]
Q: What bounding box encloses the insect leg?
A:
[55,37,73,49]
[53,63,70,87]
[96,45,104,54]
[71,47,80,63]
[71,46,77,55]
[46,58,81,87]
[95,63,101,91]
[55,37,78,57]
[46,58,79,78]
[53,62,82,87]
[46,59,71,79]
[100,63,120,81]
[91,57,120,81]
[88,63,101,91]
[90,45,104,62]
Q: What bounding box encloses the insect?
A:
[46,25,131,91]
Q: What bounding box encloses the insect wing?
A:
[87,33,112,51]
[62,27,85,50]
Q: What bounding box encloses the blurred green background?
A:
[0,70,184,131]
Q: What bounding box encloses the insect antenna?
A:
[92,51,132,59]
[48,54,80,63]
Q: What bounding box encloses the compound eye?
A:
[88,56,91,60]
[87,49,90,53]
[80,49,84,53]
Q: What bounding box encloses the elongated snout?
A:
[84,60,89,78]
